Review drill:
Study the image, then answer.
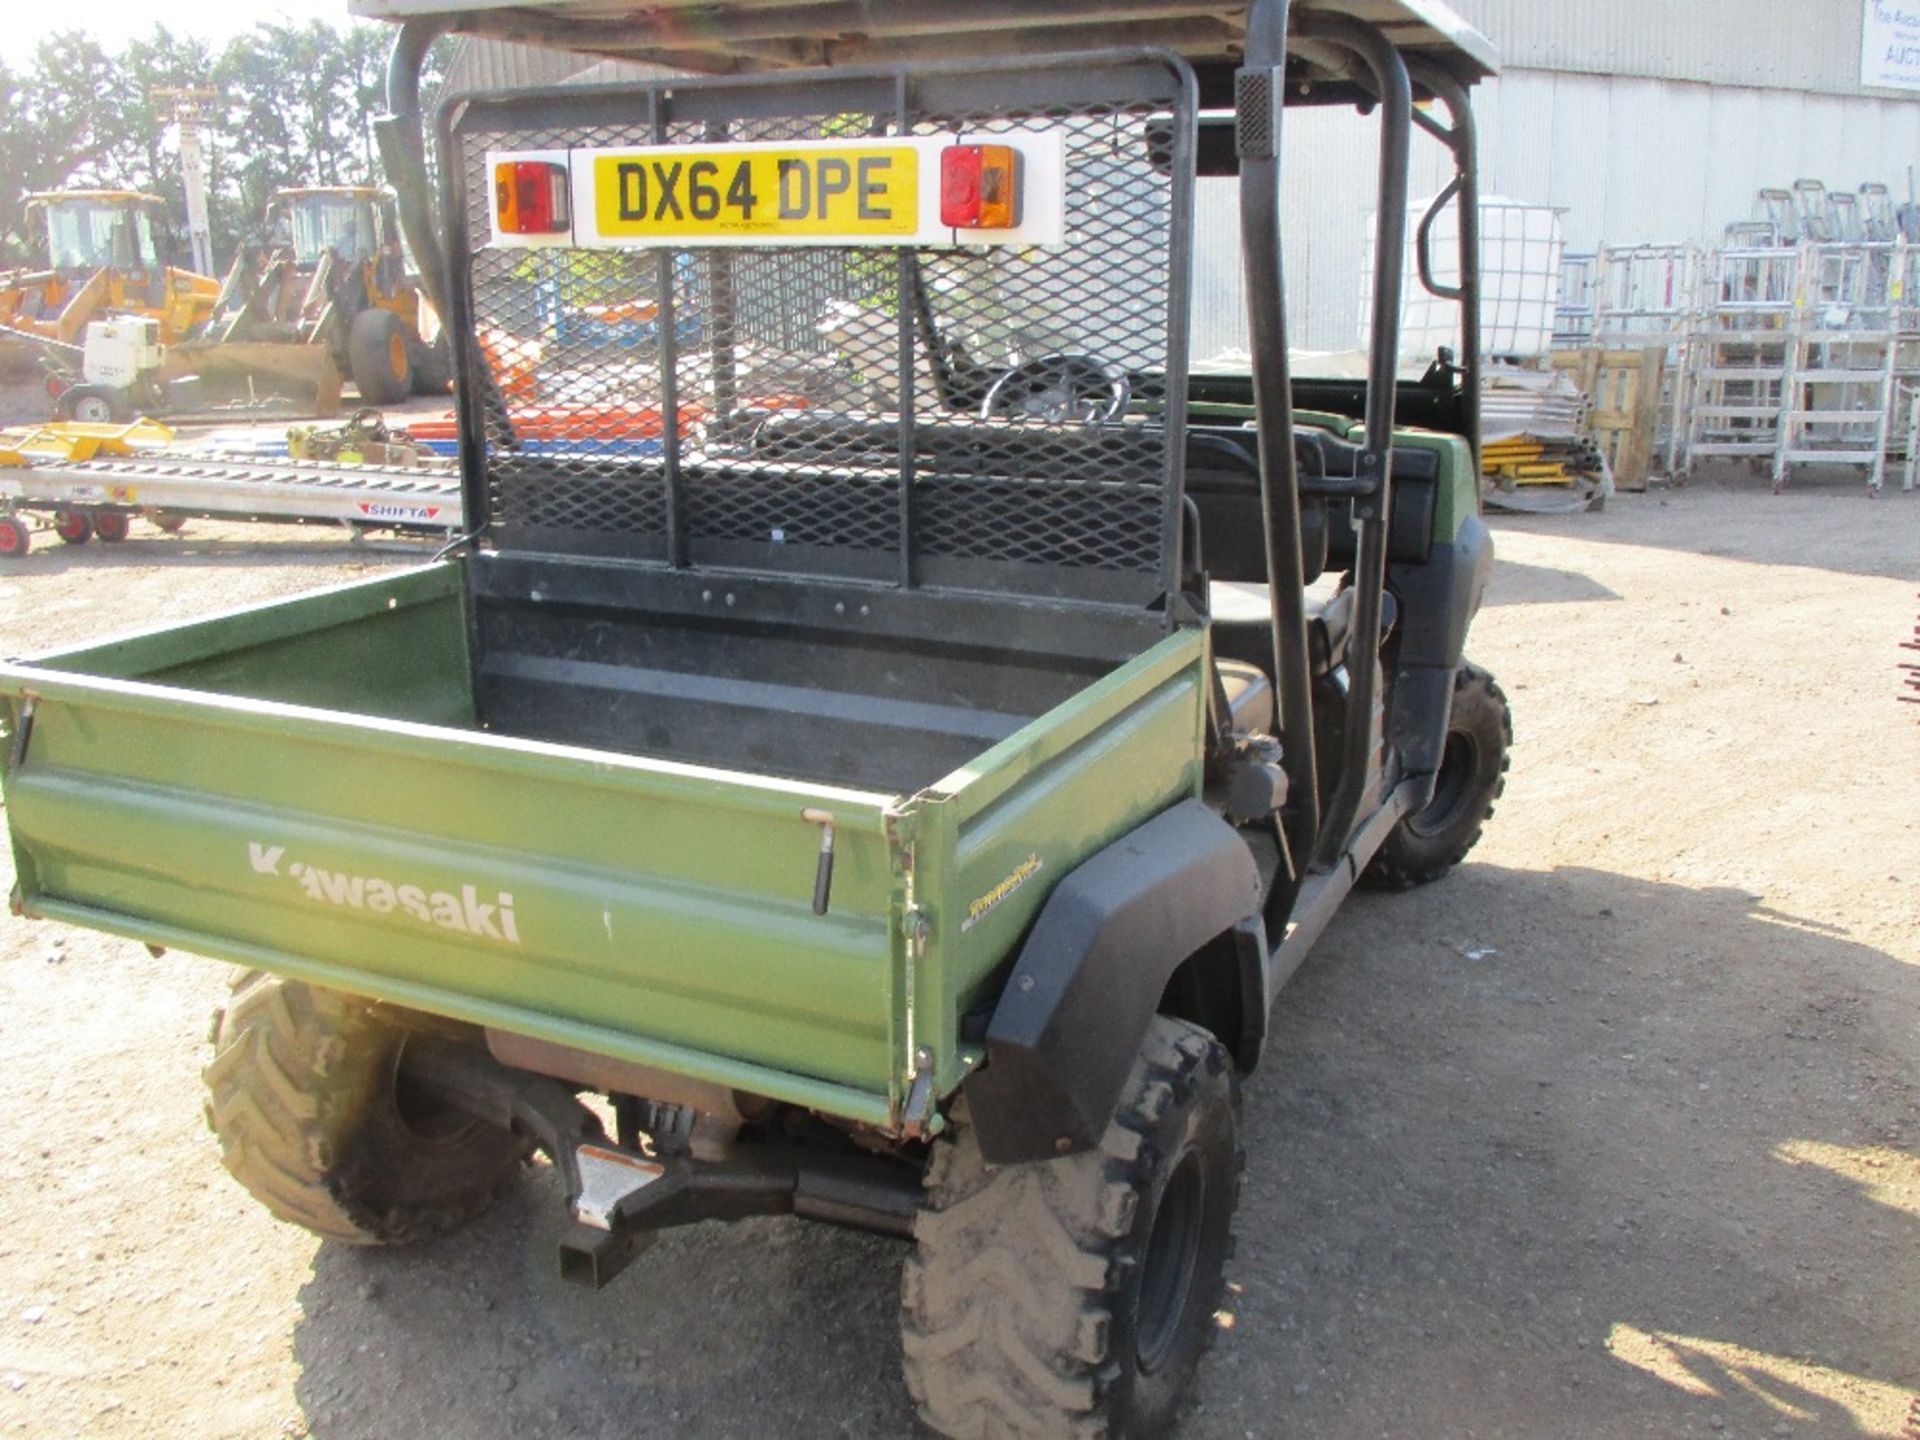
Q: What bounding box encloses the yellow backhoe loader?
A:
[0,190,218,350]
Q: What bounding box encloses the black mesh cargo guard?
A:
[440,52,1197,614]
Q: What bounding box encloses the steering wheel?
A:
[979,354,1131,423]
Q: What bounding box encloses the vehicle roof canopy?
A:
[349,0,1496,98]
[26,190,164,207]
[274,186,393,199]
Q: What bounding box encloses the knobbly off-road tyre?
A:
[203,970,526,1245]
[1363,660,1511,890]
[903,1016,1241,1439]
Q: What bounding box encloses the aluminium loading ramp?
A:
[0,451,464,535]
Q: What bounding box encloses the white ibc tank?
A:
[1364,195,1565,367]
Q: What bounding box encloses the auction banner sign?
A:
[1864,0,1920,90]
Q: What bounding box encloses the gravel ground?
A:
[0,469,1913,1439]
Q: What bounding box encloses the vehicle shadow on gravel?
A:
[1206,864,1918,1439]
[1480,558,1621,608]
[290,1167,916,1438]
[283,863,1917,1440]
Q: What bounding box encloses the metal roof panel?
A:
[349,0,1497,87]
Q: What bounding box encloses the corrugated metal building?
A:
[1458,0,1920,250]
[1262,0,1920,352]
[444,2,1920,354]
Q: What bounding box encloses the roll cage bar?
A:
[367,0,1492,895]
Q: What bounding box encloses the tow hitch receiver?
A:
[573,1144,666,1229]
[553,1139,924,1288]
[560,1144,674,1289]
[559,1212,660,1290]
[401,1039,922,1291]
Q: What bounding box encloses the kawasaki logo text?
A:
[248,842,521,944]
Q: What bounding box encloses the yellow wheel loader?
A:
[189,186,449,406]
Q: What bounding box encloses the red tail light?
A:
[496,160,571,235]
[939,144,1018,229]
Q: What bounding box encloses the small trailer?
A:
[0,424,462,553]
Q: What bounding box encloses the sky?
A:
[1,0,365,67]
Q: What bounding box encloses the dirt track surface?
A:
[0,472,1913,1439]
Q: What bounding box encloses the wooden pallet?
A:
[1551,347,1667,491]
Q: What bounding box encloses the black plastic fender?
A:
[1387,515,1495,777]
[965,800,1263,1166]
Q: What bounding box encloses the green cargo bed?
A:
[0,561,1207,1128]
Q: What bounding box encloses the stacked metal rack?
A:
[1771,240,1902,492]
[1552,251,1597,347]
[1895,244,1920,492]
[1677,240,1798,482]
[1556,181,1920,494]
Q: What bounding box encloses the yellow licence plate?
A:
[591,143,919,242]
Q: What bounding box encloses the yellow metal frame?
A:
[0,420,176,470]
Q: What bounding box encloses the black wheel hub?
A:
[1136,1148,1206,1374]
[1405,729,1478,840]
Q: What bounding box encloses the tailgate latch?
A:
[803,808,837,915]
[7,696,36,771]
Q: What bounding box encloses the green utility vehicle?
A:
[0,2,1506,1433]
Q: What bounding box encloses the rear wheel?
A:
[410,331,453,396]
[91,510,130,544]
[53,509,93,545]
[903,1016,1240,1438]
[1363,660,1511,890]
[348,309,413,406]
[203,971,528,1245]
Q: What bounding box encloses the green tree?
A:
[0,19,452,269]
[0,32,121,260]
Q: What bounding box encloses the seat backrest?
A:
[1184,424,1437,585]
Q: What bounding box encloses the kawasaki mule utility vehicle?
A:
[0,1,1507,1433]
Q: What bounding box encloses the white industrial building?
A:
[1256,0,1920,352]
[1444,0,1920,250]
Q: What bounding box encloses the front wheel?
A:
[203,971,527,1245]
[903,1016,1241,1438]
[1363,660,1511,890]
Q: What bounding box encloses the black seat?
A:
[1207,586,1399,738]
[1209,585,1396,678]
[1183,424,1441,589]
